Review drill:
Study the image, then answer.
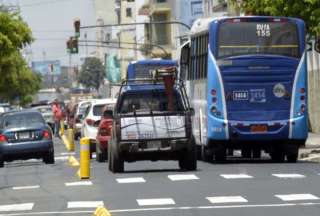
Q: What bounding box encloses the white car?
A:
[81,98,117,150]
[73,100,92,139]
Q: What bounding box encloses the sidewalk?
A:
[300,133,320,161]
[305,133,320,148]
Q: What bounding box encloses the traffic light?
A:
[74,19,80,38]
[66,38,72,53]
[71,37,78,54]
[66,37,78,54]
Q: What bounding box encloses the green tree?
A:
[78,57,105,90]
[231,0,320,36]
[0,11,40,105]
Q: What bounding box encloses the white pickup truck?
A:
[108,82,196,173]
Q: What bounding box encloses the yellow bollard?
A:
[67,128,75,151]
[59,120,65,136]
[92,206,111,216]
[78,137,90,179]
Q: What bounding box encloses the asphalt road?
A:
[1,138,320,216]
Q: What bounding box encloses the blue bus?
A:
[179,16,307,162]
[127,59,177,80]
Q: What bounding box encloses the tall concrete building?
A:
[118,0,148,79]
[92,0,119,61]
[141,0,204,60]
[203,0,239,17]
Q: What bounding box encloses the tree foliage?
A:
[78,57,105,90]
[0,11,40,105]
[231,0,320,36]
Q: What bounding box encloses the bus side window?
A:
[180,42,190,80]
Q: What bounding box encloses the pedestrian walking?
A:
[51,99,63,137]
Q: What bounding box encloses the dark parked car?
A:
[0,110,55,167]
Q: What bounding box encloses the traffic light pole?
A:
[79,40,170,58]
[79,20,191,30]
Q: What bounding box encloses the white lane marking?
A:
[206,196,248,204]
[275,194,320,201]
[116,177,146,183]
[220,174,253,179]
[60,152,76,156]
[54,156,69,161]
[65,181,93,186]
[168,174,199,181]
[3,202,320,215]
[12,185,40,190]
[272,174,305,178]
[137,198,175,206]
[0,203,34,212]
[67,201,104,209]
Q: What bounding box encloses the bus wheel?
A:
[285,145,299,163]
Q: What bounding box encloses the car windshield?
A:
[119,90,184,114]
[3,112,45,128]
[93,104,105,116]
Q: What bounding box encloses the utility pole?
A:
[84,33,88,56]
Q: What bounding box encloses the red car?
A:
[96,109,113,162]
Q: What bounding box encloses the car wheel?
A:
[43,150,55,164]
[109,139,124,173]
[179,136,197,171]
[0,155,4,168]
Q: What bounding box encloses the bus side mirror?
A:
[315,37,320,53]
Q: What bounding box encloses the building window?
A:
[126,8,132,17]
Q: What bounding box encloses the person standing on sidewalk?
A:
[51,99,63,137]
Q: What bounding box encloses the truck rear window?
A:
[119,91,184,114]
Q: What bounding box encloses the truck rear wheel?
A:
[96,143,107,163]
[109,140,124,173]
[179,137,197,171]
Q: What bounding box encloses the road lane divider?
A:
[92,206,112,216]
[67,201,104,209]
[77,137,90,179]
[65,181,93,186]
[12,185,40,190]
[0,203,34,212]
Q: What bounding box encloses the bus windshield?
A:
[217,21,299,59]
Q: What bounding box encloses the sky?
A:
[16,0,96,66]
